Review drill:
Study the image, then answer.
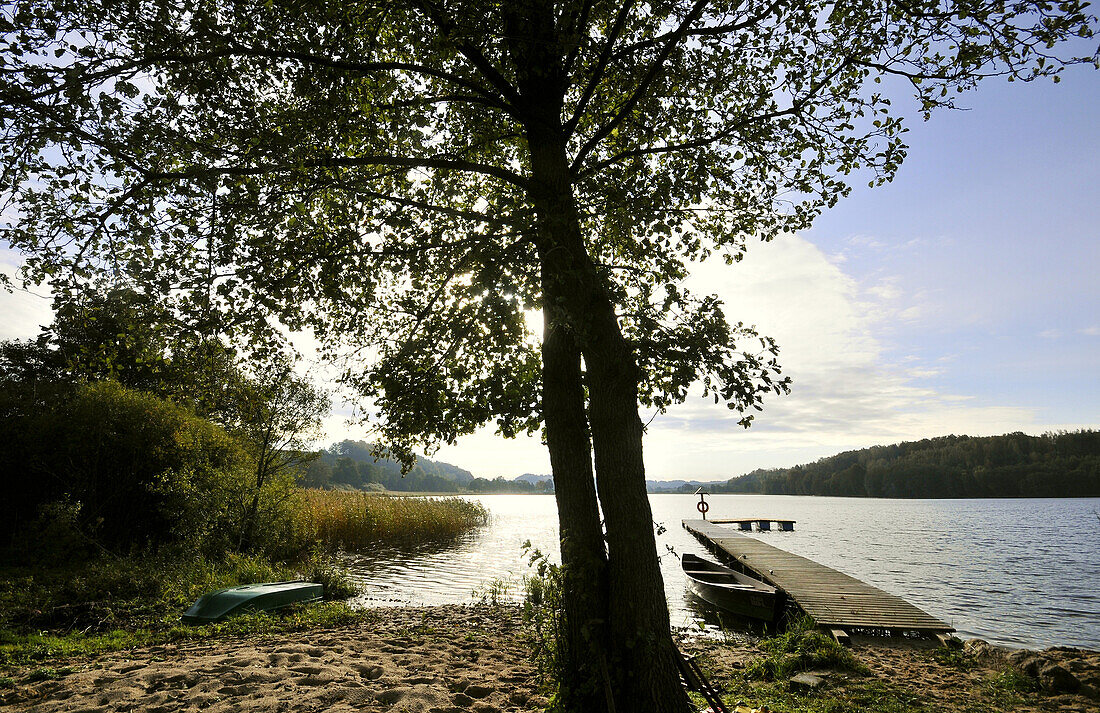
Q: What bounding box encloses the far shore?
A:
[2,604,1097,713]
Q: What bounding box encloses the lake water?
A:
[346,494,1100,650]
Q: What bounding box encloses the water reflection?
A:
[343,493,1100,649]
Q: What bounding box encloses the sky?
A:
[2,67,1097,481]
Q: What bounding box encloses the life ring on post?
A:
[696,500,710,515]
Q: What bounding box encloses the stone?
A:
[963,639,998,661]
[789,673,825,691]
[1007,652,1044,677]
[1039,662,1081,694]
[937,633,963,649]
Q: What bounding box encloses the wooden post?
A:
[756,520,771,531]
[695,487,710,521]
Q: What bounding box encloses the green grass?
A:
[684,616,913,713]
[928,645,976,669]
[292,490,490,550]
[745,616,868,681]
[474,577,512,605]
[979,664,1040,708]
[0,602,372,667]
[0,492,491,669]
[698,644,920,713]
[23,666,76,682]
[0,550,369,667]
[715,677,923,713]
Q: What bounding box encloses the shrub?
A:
[299,551,359,600]
[1,381,249,558]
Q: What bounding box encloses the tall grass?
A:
[291,490,490,551]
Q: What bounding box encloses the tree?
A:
[0,287,176,395]
[0,380,249,557]
[232,361,331,551]
[2,2,1094,708]
[0,285,332,552]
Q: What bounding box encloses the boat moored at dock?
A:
[681,552,785,622]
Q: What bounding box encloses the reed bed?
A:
[292,490,491,551]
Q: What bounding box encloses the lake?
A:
[345,494,1100,650]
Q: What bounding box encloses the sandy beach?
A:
[1,606,546,713]
[3,605,1098,712]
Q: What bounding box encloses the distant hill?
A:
[710,430,1100,498]
[305,441,552,494]
[645,479,721,493]
[515,473,553,485]
[305,440,475,492]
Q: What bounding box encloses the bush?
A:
[1,381,249,558]
[299,552,359,600]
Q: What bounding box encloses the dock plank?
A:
[683,519,954,634]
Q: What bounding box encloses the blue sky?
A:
[3,66,1097,480]
[807,68,1100,428]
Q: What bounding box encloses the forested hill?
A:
[713,431,1100,498]
[305,440,553,493]
[305,440,474,492]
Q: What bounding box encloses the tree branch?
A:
[144,154,529,191]
[571,0,712,172]
[563,0,638,136]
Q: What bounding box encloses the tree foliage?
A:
[2,0,1094,453]
[0,380,249,557]
[0,286,332,559]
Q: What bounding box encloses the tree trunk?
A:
[539,308,612,713]
[525,125,689,713]
[584,301,687,712]
[507,4,688,709]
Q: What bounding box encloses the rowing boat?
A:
[681,553,784,622]
[181,580,323,624]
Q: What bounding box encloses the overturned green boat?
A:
[181,580,323,624]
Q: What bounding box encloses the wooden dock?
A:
[707,517,795,531]
[683,519,954,636]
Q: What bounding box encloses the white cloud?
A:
[432,233,1059,480]
[628,234,1053,479]
[1079,326,1100,337]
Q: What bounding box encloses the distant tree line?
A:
[712,431,1100,498]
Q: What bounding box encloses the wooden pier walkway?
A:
[683,519,954,636]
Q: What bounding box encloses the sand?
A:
[1,606,547,713]
[4,605,1098,712]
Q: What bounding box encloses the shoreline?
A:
[2,604,1097,713]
